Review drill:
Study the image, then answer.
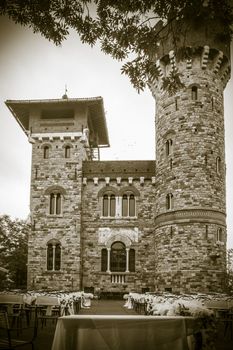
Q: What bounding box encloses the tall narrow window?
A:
[166,193,173,210]
[65,145,71,158]
[217,228,223,242]
[122,193,136,217]
[191,86,198,100]
[110,242,126,272]
[216,156,221,174]
[211,97,214,110]
[101,248,107,272]
[49,193,62,215]
[47,244,53,270]
[170,158,173,170]
[47,241,61,271]
[129,248,135,272]
[43,146,49,159]
[122,194,128,217]
[56,193,61,215]
[55,244,61,270]
[110,194,116,217]
[103,195,109,217]
[205,225,208,240]
[166,139,173,156]
[50,194,55,214]
[129,194,135,217]
[102,193,116,217]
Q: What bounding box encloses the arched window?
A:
[102,193,116,217]
[166,193,173,210]
[101,248,107,272]
[65,145,71,158]
[216,156,221,174]
[49,193,62,215]
[110,242,126,272]
[43,145,49,159]
[122,194,128,217]
[110,194,116,217]
[191,86,198,100]
[103,195,109,217]
[122,193,136,217]
[47,241,61,271]
[129,248,135,272]
[166,139,173,157]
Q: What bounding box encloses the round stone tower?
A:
[150,18,231,293]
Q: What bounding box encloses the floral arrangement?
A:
[0,290,94,315]
[124,292,233,350]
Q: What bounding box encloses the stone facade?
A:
[5,19,231,294]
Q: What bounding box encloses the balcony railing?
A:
[111,274,125,284]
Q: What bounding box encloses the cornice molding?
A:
[155,208,226,228]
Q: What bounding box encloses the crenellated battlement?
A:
[150,46,231,97]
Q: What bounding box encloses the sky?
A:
[0,15,233,249]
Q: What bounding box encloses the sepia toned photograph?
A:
[0,1,233,349]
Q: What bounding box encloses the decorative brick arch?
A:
[118,186,140,197]
[163,129,176,139]
[105,234,132,249]
[44,185,66,195]
[47,238,61,245]
[62,142,73,149]
[40,142,52,149]
[97,186,118,197]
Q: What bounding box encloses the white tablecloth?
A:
[51,315,196,350]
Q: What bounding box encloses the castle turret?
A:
[150,18,231,293]
[6,96,109,290]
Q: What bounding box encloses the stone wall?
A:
[81,166,156,294]
[28,133,87,291]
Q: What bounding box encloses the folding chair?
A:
[205,300,232,339]
[0,294,25,331]
[0,310,37,349]
[223,300,233,339]
[35,296,61,328]
[204,300,229,318]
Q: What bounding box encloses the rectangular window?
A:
[129,249,135,272]
[122,195,128,217]
[101,249,107,272]
[129,195,135,216]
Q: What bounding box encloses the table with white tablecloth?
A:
[51,315,197,350]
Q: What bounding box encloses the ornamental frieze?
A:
[155,208,226,228]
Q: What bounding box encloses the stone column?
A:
[126,248,130,273]
[107,248,111,273]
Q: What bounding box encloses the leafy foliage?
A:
[1,1,232,91]
[0,215,30,290]
[161,69,185,96]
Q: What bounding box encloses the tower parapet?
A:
[150,18,231,293]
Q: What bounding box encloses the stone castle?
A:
[6,19,231,295]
